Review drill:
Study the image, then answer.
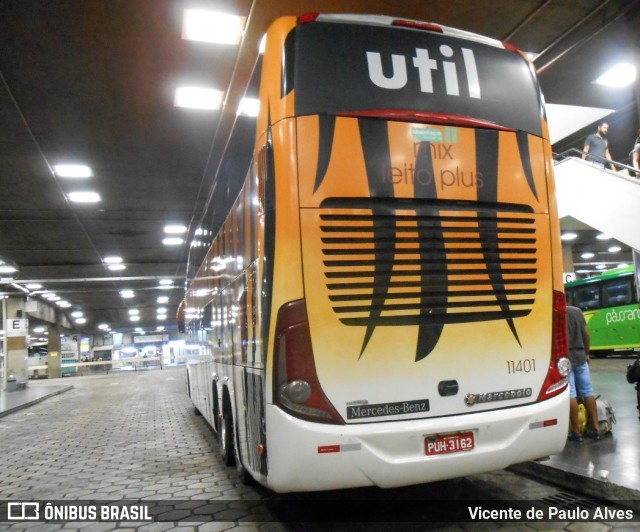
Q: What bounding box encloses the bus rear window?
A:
[289,21,544,136]
[572,285,601,311]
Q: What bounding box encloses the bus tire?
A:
[185,370,192,399]
[220,407,236,466]
[236,459,254,485]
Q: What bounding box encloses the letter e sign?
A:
[6,318,28,337]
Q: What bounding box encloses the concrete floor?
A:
[512,355,640,506]
[1,356,639,518]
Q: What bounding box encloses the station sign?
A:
[5,318,28,337]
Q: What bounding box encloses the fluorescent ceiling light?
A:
[57,301,72,308]
[157,296,169,304]
[0,265,18,274]
[98,323,109,330]
[130,315,140,322]
[157,307,167,313]
[174,87,224,110]
[71,311,84,318]
[157,315,166,320]
[33,327,45,333]
[594,63,637,87]
[238,97,259,117]
[581,252,595,259]
[107,264,126,271]
[182,9,245,45]
[596,233,613,240]
[560,232,578,241]
[608,246,621,253]
[156,326,165,331]
[68,191,101,203]
[618,263,629,268]
[54,164,93,178]
[164,224,187,234]
[128,309,139,315]
[596,264,607,270]
[159,279,173,285]
[25,283,42,290]
[120,290,134,298]
[103,256,123,264]
[163,237,184,246]
[75,317,87,324]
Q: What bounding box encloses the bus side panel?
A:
[262,118,304,402]
[584,305,640,351]
[234,366,268,476]
[187,357,212,424]
[542,123,566,295]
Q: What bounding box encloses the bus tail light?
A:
[297,13,320,24]
[501,40,525,57]
[537,290,570,401]
[391,20,443,33]
[273,300,345,424]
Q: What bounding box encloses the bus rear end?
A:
[262,14,569,492]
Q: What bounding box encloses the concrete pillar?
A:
[4,296,28,387]
[47,322,62,379]
[562,243,575,282]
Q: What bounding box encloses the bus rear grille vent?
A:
[319,197,538,327]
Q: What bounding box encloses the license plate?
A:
[425,431,474,456]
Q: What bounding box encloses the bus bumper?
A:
[263,389,569,493]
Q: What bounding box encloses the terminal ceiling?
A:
[0,0,639,337]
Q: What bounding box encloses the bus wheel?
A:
[220,408,236,466]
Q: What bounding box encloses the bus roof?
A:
[308,13,505,50]
[565,265,635,287]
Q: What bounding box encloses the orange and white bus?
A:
[183,13,570,493]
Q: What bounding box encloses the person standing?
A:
[582,122,615,170]
[567,305,603,442]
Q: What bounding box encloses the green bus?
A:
[565,266,640,356]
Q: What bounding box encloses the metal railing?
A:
[27,356,188,379]
[553,148,638,177]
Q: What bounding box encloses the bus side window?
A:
[575,285,600,310]
[603,279,632,307]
